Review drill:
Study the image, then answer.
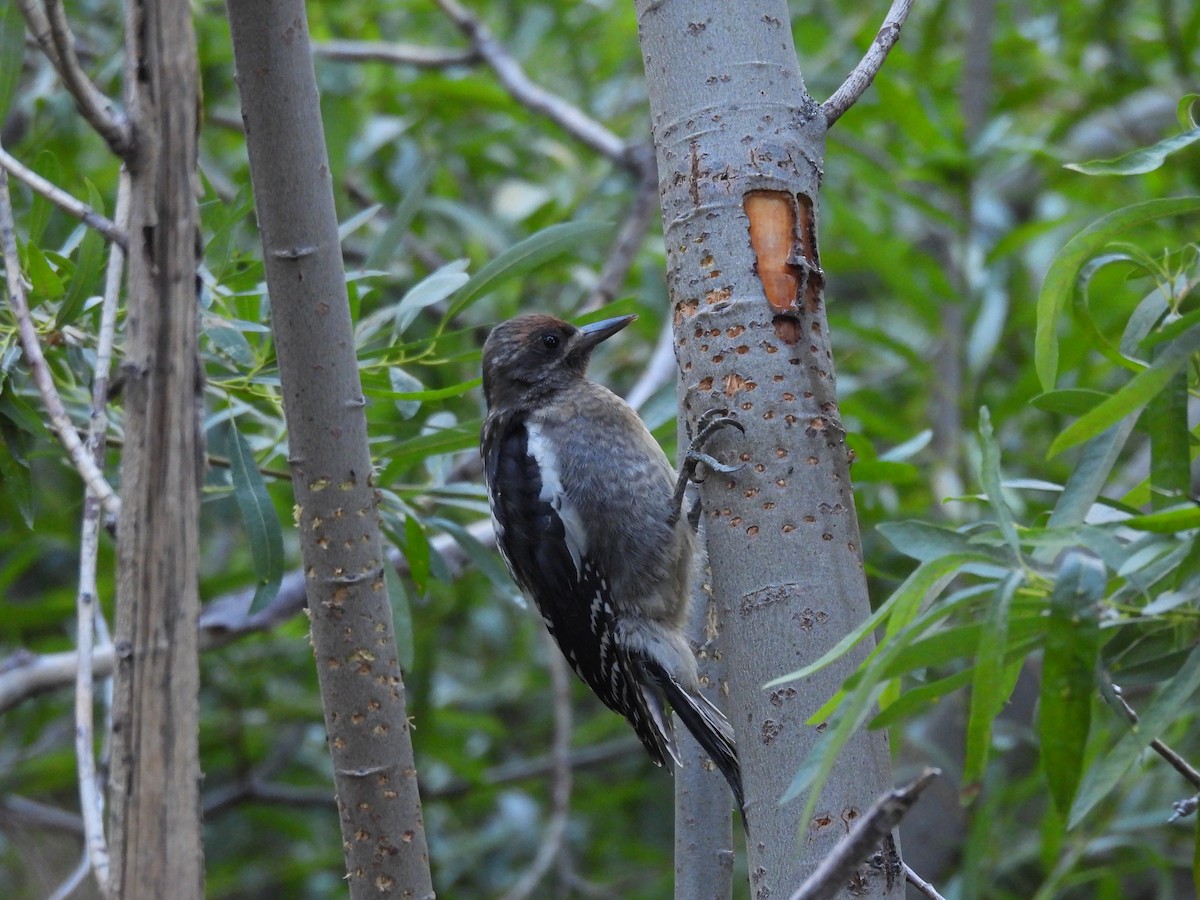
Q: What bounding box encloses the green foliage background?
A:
[1,0,1199,897]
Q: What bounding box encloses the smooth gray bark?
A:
[635,3,901,896]
[225,2,434,896]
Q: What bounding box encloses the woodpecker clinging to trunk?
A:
[480,312,744,819]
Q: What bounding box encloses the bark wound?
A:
[744,189,823,346]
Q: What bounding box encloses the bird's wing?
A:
[483,413,676,767]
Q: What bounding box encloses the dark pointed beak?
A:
[576,314,637,351]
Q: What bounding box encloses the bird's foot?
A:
[668,410,745,529]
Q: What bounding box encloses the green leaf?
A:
[1029,389,1109,417]
[1034,197,1200,390]
[384,561,414,671]
[444,220,611,320]
[0,2,24,125]
[978,408,1020,557]
[377,421,480,484]
[964,572,1023,794]
[337,203,382,242]
[0,424,33,528]
[394,261,470,335]
[427,517,515,598]
[56,183,108,329]
[403,514,431,596]
[1039,552,1105,819]
[1048,322,1200,458]
[365,163,432,272]
[225,420,285,615]
[1044,418,1136,533]
[1069,645,1200,828]
[24,243,65,301]
[1120,504,1200,534]
[1144,344,1191,509]
[1064,126,1200,176]
[767,552,987,688]
[877,520,1002,563]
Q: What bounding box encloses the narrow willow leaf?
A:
[0,2,23,123]
[764,553,982,688]
[1035,197,1200,390]
[1039,552,1106,819]
[226,420,285,615]
[377,421,480,484]
[1064,126,1200,176]
[1069,645,1200,828]
[403,514,430,596]
[978,408,1021,556]
[445,220,612,320]
[876,520,976,562]
[56,183,107,328]
[427,517,515,599]
[375,377,481,403]
[24,243,65,301]
[393,261,471,335]
[384,562,414,670]
[337,203,382,242]
[1044,419,1136,534]
[1144,346,1190,509]
[964,572,1023,793]
[1048,322,1200,458]
[1121,504,1200,534]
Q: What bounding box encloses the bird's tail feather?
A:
[652,669,745,823]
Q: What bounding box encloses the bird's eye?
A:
[540,333,561,350]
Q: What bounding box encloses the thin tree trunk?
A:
[225,2,434,897]
[635,3,901,895]
[107,0,204,895]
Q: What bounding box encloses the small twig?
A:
[0,518,498,712]
[904,862,948,900]
[16,0,130,155]
[1110,684,1200,791]
[821,0,914,128]
[71,170,127,900]
[581,146,659,313]
[314,39,479,68]
[432,0,630,166]
[500,628,574,900]
[788,768,940,900]
[0,147,128,247]
[45,849,92,900]
[0,163,122,517]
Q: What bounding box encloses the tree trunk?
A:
[108,0,204,896]
[225,2,435,897]
[634,3,901,896]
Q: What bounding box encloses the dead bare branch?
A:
[788,768,939,900]
[433,0,630,166]
[0,147,128,247]
[15,0,130,154]
[315,39,479,68]
[821,0,913,128]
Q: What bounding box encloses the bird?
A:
[480,312,745,819]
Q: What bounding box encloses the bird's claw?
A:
[686,409,745,481]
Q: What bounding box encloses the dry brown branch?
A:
[315,39,478,68]
[821,0,914,128]
[72,170,128,900]
[433,0,630,166]
[788,768,939,900]
[0,148,127,246]
[15,0,130,154]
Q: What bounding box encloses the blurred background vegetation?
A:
[1,0,1198,897]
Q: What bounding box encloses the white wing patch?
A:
[526,423,589,578]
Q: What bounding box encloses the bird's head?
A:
[482,313,636,409]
